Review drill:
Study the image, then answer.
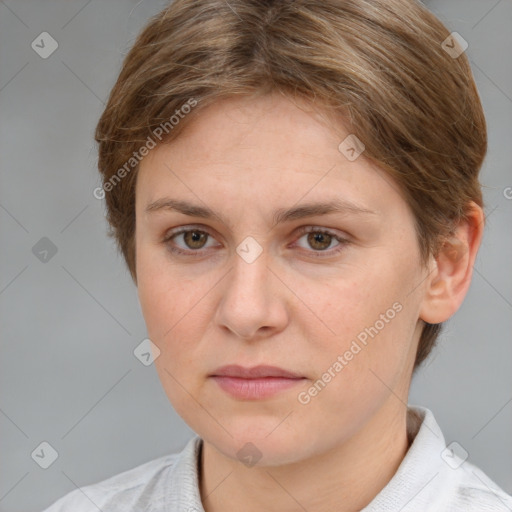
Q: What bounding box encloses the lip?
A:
[210,365,306,400]
[211,364,303,379]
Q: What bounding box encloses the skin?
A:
[134,92,484,512]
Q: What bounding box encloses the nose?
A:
[214,247,288,341]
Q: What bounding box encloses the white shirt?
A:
[42,406,512,511]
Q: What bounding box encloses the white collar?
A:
[160,406,510,511]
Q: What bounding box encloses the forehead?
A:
[135,93,408,224]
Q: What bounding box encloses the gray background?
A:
[0,1,510,510]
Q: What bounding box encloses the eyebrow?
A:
[144,197,377,227]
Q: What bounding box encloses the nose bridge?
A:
[228,240,271,303]
[215,240,284,338]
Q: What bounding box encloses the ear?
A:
[419,202,485,324]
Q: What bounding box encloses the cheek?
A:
[136,245,201,339]
[137,265,186,358]
[137,265,208,419]
[296,297,414,438]
[296,267,399,346]
[301,260,418,383]
[136,258,219,382]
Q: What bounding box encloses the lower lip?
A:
[211,376,305,400]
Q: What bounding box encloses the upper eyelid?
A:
[164,223,345,237]
[164,224,348,247]
[164,224,221,242]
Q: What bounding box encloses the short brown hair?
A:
[95,0,487,369]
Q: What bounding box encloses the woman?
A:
[43,0,512,510]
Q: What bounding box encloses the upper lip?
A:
[211,364,303,379]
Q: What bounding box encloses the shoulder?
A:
[375,406,512,512]
[40,450,182,512]
[442,458,512,511]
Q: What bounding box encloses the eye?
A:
[163,226,219,256]
[293,226,350,257]
[162,225,350,258]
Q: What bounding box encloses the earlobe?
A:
[419,202,485,324]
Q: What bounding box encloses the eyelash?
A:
[162,225,350,258]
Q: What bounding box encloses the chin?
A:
[201,422,316,468]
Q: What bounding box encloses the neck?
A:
[199,403,412,512]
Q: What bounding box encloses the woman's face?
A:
[135,92,430,465]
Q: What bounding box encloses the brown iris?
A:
[307,232,332,251]
[183,230,208,249]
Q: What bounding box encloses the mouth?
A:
[210,365,306,400]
